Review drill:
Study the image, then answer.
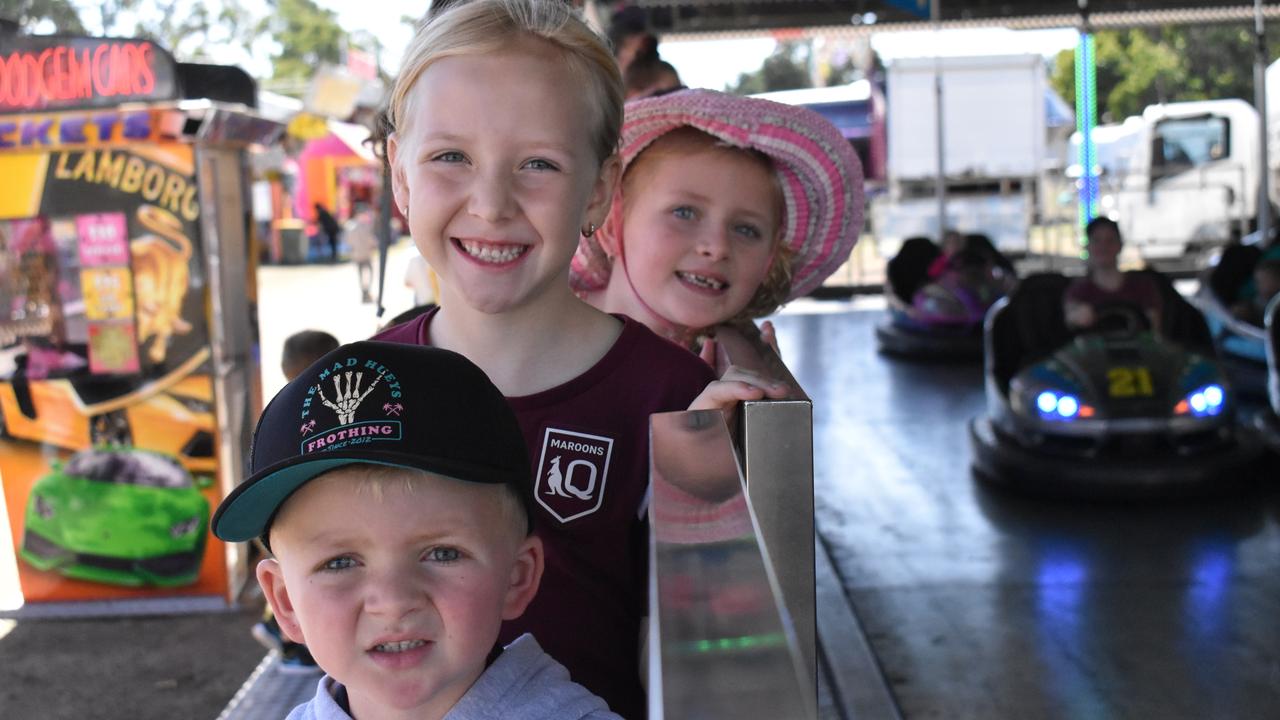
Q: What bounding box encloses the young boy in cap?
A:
[213,341,622,720]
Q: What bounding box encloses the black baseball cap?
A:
[213,341,532,542]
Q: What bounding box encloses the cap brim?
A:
[212,451,523,542]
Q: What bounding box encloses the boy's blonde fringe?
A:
[322,464,529,538]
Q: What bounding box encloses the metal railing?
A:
[648,408,816,720]
[648,327,818,719]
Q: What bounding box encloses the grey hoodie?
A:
[286,634,624,720]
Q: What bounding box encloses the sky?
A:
[61,1,1081,92]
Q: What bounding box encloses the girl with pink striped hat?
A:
[571,88,865,361]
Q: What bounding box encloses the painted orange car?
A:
[0,373,216,474]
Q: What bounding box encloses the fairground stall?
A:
[0,33,281,616]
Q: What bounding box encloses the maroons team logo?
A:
[535,428,613,523]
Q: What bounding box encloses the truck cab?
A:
[1114,99,1261,263]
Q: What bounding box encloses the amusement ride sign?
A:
[0,35,178,113]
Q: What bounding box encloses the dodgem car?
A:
[20,448,210,587]
[969,271,1264,496]
[876,235,1015,360]
[0,371,215,474]
[1192,242,1274,399]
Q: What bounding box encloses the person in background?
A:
[606,5,654,77]
[926,230,965,280]
[1064,216,1163,332]
[1231,258,1280,326]
[314,203,342,263]
[623,54,682,99]
[281,330,340,383]
[344,204,379,303]
[404,253,439,308]
[248,328,341,673]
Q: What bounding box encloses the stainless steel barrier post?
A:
[741,398,816,685]
[716,325,818,687]
[649,409,817,720]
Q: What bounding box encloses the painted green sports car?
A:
[20,448,210,587]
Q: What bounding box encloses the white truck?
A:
[1100,98,1267,264]
[1071,58,1280,265]
[872,53,1073,257]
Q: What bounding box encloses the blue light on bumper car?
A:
[1037,391,1058,413]
[1036,391,1081,420]
[1203,384,1224,407]
[1190,393,1208,413]
[1057,395,1079,418]
[1178,384,1226,418]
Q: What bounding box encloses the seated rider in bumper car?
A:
[1063,216,1163,335]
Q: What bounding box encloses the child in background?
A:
[281,330,340,382]
[214,342,621,719]
[570,89,864,365]
[344,205,379,304]
[404,253,439,307]
[925,230,965,280]
[250,328,342,673]
[372,2,786,716]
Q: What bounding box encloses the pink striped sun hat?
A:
[571,88,864,301]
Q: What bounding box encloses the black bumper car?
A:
[875,234,1015,361]
[970,271,1264,497]
[1193,243,1271,399]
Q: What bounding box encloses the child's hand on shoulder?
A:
[688,365,790,413]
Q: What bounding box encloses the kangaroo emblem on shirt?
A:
[545,456,566,496]
[545,456,593,500]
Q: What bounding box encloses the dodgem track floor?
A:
[773,301,1280,719]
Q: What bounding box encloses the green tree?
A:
[259,0,347,84]
[727,41,812,95]
[1051,25,1280,122]
[1,0,86,33]
[120,1,260,65]
[6,1,260,67]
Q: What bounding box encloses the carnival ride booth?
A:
[876,233,1016,360]
[0,34,281,614]
[294,120,383,238]
[969,270,1265,498]
[1193,242,1276,399]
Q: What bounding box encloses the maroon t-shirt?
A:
[1065,271,1163,316]
[373,309,715,719]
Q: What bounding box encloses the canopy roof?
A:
[623,1,1280,39]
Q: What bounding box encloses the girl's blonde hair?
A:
[389,0,623,165]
